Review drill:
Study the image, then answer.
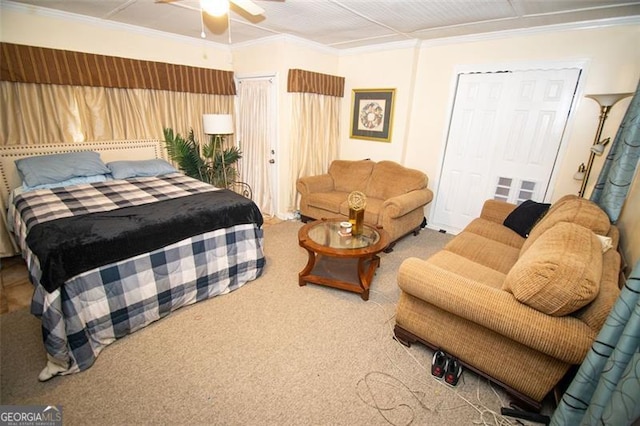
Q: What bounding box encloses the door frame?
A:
[428,59,588,233]
[234,72,279,216]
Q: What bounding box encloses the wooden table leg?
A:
[357,257,368,300]
[357,254,382,301]
[298,247,316,286]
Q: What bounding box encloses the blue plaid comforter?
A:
[10,174,265,378]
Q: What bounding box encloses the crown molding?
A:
[231,32,419,57]
[337,39,421,56]
[418,15,640,48]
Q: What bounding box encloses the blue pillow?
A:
[15,151,110,187]
[22,174,109,192]
[107,159,177,180]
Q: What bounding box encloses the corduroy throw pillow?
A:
[503,222,602,316]
[519,196,610,255]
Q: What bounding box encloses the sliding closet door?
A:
[431,68,580,233]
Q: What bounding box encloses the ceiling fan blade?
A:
[231,0,265,16]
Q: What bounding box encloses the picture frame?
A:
[350,88,395,142]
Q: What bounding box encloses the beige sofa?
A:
[296,160,433,248]
[394,195,621,409]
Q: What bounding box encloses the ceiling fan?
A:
[156,0,267,17]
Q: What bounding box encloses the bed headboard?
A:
[0,139,166,206]
[0,139,166,257]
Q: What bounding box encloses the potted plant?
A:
[163,127,242,188]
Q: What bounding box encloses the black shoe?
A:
[444,356,462,386]
[431,350,448,378]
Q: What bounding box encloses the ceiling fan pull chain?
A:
[200,6,206,38]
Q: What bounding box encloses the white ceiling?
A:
[4,0,640,50]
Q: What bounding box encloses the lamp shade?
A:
[585,93,633,107]
[203,114,234,135]
[590,144,606,155]
[574,163,586,180]
[573,170,586,181]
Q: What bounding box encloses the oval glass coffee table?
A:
[298,218,390,301]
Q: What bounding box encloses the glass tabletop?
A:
[307,220,381,250]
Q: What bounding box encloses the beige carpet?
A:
[1,221,531,425]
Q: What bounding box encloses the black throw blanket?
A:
[26,190,263,293]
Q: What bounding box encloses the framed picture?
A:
[350,88,395,142]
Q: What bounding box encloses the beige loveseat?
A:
[394,195,621,409]
[296,160,433,247]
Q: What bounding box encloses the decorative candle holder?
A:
[339,221,353,236]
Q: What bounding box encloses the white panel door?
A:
[431,69,580,233]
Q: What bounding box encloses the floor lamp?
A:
[203,114,234,187]
[574,92,632,198]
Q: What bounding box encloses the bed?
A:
[0,140,266,380]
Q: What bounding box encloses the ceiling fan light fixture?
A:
[201,0,230,17]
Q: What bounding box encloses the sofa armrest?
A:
[383,188,434,218]
[398,257,595,364]
[480,200,518,224]
[296,174,334,195]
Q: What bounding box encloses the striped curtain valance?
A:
[287,69,345,97]
[0,43,236,95]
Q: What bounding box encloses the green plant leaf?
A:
[163,126,242,188]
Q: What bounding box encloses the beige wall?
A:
[339,44,421,164]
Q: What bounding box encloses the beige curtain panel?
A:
[288,92,340,212]
[0,82,233,145]
[0,42,236,95]
[0,43,236,145]
[286,69,343,213]
[287,69,345,98]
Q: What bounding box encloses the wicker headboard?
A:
[0,139,166,257]
[0,139,166,206]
